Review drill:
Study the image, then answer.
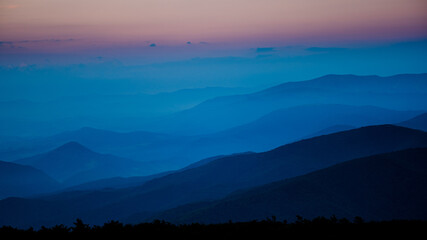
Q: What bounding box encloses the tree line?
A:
[1,216,426,239]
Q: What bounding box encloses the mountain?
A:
[0,87,251,137]
[0,127,197,173]
[14,142,154,185]
[150,148,427,223]
[48,127,170,150]
[114,125,427,221]
[398,113,427,132]
[61,171,174,192]
[42,128,194,171]
[61,152,241,192]
[304,124,356,138]
[4,104,416,168]
[180,152,255,171]
[0,161,59,199]
[0,127,173,161]
[3,75,426,170]
[2,125,427,228]
[183,105,419,155]
[150,74,427,134]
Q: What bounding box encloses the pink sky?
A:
[1,0,427,52]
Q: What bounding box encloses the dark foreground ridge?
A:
[1,217,426,239]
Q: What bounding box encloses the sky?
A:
[0,0,427,99]
[1,0,427,46]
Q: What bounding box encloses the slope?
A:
[0,161,59,199]
[184,105,419,155]
[398,112,427,132]
[151,148,427,223]
[2,125,427,227]
[150,74,427,134]
[15,142,154,185]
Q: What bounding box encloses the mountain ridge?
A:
[147,147,427,223]
[398,112,427,132]
[149,73,427,134]
[14,142,155,185]
[0,160,59,199]
[1,125,427,228]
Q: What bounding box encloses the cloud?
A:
[0,41,23,50]
[21,38,75,44]
[256,47,275,53]
[0,41,13,46]
[150,43,157,47]
[186,41,192,45]
[0,39,76,51]
[1,39,75,45]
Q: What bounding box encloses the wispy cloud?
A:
[0,39,75,45]
[0,41,13,46]
[0,41,25,50]
[18,38,75,44]
[0,39,77,51]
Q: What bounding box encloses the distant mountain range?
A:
[398,113,427,132]
[0,73,427,228]
[150,74,427,134]
[62,153,235,192]
[0,160,59,199]
[304,124,356,138]
[0,105,421,172]
[120,125,427,223]
[0,87,251,137]
[1,125,427,228]
[14,142,155,186]
[184,104,420,155]
[3,73,424,139]
[0,127,176,162]
[150,147,427,223]
[60,171,174,192]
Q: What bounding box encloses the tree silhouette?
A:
[0,216,424,238]
[72,218,90,233]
